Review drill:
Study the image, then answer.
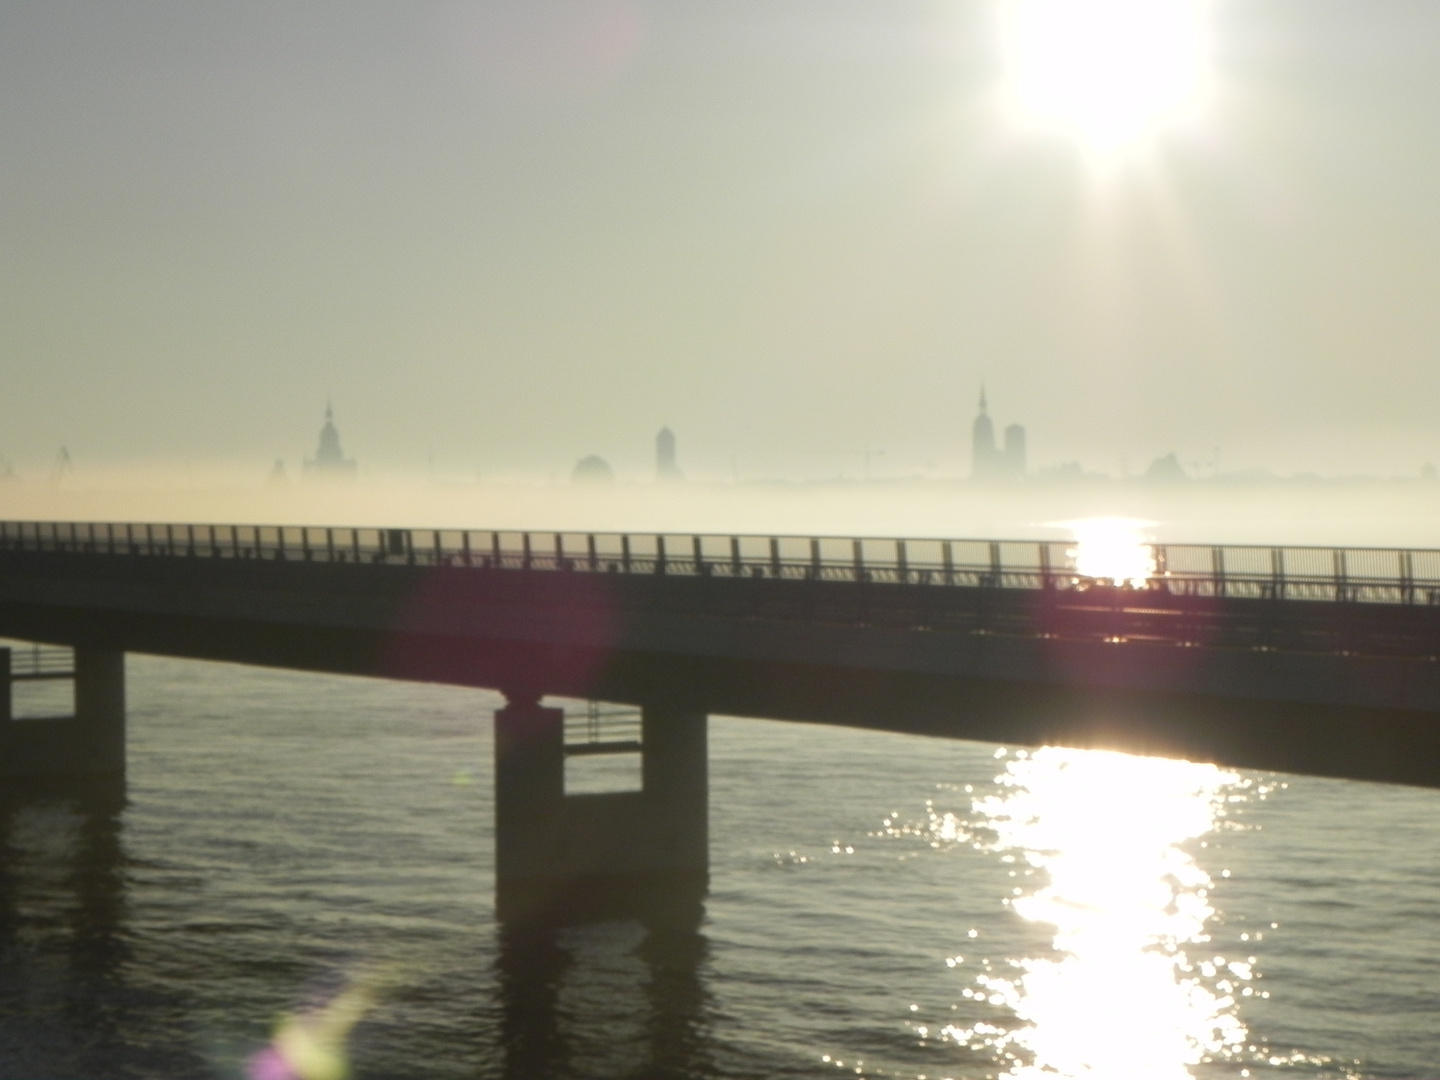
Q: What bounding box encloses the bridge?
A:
[1,518,1439,922]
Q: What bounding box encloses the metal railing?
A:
[562,700,642,756]
[3,519,1440,607]
[3,641,74,681]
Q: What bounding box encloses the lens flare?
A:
[958,748,1251,1078]
[248,981,376,1080]
[1065,517,1155,586]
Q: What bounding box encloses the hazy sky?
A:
[3,1,1440,479]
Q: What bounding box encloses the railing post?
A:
[944,540,956,586]
[1333,549,1348,602]
[302,528,311,561]
[1211,546,1225,598]
[326,528,335,561]
[897,539,909,584]
[769,537,781,578]
[693,535,705,575]
[554,532,564,570]
[522,532,532,571]
[853,539,864,582]
[491,531,501,568]
[622,534,631,573]
[731,536,742,577]
[1037,542,1050,590]
[1270,547,1285,601]
[1402,549,1415,605]
[656,534,667,575]
[988,541,1001,588]
[587,533,597,572]
[810,538,821,580]
[461,531,472,567]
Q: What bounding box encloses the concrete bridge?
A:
[2,519,1439,922]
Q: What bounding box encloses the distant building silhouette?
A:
[972,389,997,476]
[303,404,357,479]
[971,389,1026,480]
[572,455,615,486]
[1003,423,1027,477]
[1145,452,1189,483]
[656,426,683,483]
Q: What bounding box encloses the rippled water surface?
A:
[1,656,1437,1078]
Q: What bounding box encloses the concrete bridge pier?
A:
[0,647,125,781]
[494,692,708,925]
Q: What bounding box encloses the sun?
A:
[998,0,1214,160]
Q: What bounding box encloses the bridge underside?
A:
[0,587,1437,790]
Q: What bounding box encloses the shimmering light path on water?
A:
[0,656,1436,1078]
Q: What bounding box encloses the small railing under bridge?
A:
[5,642,74,681]
[4,519,1440,608]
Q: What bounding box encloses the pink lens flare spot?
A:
[247,1047,299,1080]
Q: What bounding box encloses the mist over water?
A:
[2,471,1439,550]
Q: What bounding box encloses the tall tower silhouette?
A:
[1003,423,1027,476]
[972,388,998,479]
[971,388,1026,480]
[656,426,683,483]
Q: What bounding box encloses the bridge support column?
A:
[0,647,125,781]
[494,694,708,925]
[75,649,126,775]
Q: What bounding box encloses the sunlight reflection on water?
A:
[955,747,1263,1080]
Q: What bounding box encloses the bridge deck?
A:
[2,519,1440,786]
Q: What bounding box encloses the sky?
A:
[3,0,1440,482]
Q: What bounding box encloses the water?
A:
[1,655,1437,1079]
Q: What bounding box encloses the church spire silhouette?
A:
[971,386,1025,481]
[303,402,357,479]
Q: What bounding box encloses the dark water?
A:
[1,655,1437,1079]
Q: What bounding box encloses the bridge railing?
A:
[5,519,1440,607]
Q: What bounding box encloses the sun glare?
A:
[999,0,1213,158]
[1065,517,1155,586]
[963,748,1253,1078]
